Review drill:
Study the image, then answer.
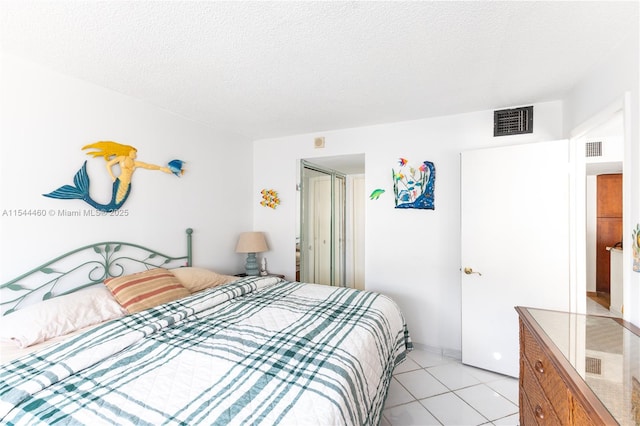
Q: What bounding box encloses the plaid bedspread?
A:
[0,276,411,425]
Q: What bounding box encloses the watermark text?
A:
[1,208,130,217]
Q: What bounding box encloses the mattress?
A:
[0,276,411,425]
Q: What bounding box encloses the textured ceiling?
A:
[1,1,638,139]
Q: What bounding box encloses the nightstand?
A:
[235,273,285,279]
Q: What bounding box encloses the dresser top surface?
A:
[519,307,640,426]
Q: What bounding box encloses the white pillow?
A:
[171,267,239,293]
[0,286,127,348]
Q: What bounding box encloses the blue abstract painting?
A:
[392,158,436,210]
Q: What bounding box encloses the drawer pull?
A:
[534,360,544,374]
[535,404,545,419]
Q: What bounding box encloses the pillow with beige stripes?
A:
[104,268,190,314]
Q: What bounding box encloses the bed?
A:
[0,229,411,425]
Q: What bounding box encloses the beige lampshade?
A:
[235,232,269,253]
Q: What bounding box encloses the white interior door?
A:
[461,140,571,377]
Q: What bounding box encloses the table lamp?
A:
[235,232,269,276]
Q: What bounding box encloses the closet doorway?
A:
[298,155,364,288]
[300,160,345,286]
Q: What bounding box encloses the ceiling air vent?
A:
[494,106,533,137]
[585,141,602,158]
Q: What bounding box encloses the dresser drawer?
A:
[520,384,542,426]
[521,323,571,423]
[570,394,603,426]
[517,308,625,426]
[521,357,562,425]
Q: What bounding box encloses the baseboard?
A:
[411,342,462,361]
[587,291,611,309]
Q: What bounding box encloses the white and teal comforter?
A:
[0,276,411,425]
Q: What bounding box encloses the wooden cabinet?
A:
[597,174,622,218]
[516,307,638,425]
[520,320,573,424]
[596,174,622,295]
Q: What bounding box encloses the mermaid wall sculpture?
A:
[44,141,185,212]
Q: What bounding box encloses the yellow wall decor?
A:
[260,189,280,209]
[633,223,640,272]
[44,141,184,212]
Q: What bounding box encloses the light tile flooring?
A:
[382,349,519,426]
[382,297,617,425]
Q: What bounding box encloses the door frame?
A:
[568,93,631,316]
[299,160,347,286]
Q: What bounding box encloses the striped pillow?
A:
[104,268,190,314]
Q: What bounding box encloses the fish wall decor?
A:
[260,189,280,209]
[369,189,385,200]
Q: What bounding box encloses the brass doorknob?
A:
[463,267,482,276]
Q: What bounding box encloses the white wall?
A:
[253,100,563,353]
[0,53,253,280]
[563,31,640,326]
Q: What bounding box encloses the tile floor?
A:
[381,297,619,425]
[382,348,519,426]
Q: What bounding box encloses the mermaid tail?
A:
[43,161,131,212]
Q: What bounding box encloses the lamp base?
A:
[245,252,259,276]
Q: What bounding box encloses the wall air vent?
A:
[493,106,533,137]
[585,141,603,157]
[585,356,602,375]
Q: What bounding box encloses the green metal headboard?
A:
[1,228,193,316]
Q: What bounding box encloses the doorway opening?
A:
[571,99,627,317]
[297,154,365,289]
[584,112,624,315]
[299,160,346,287]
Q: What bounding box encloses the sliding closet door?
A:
[332,173,345,285]
[300,161,345,286]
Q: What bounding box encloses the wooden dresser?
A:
[516,307,640,425]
